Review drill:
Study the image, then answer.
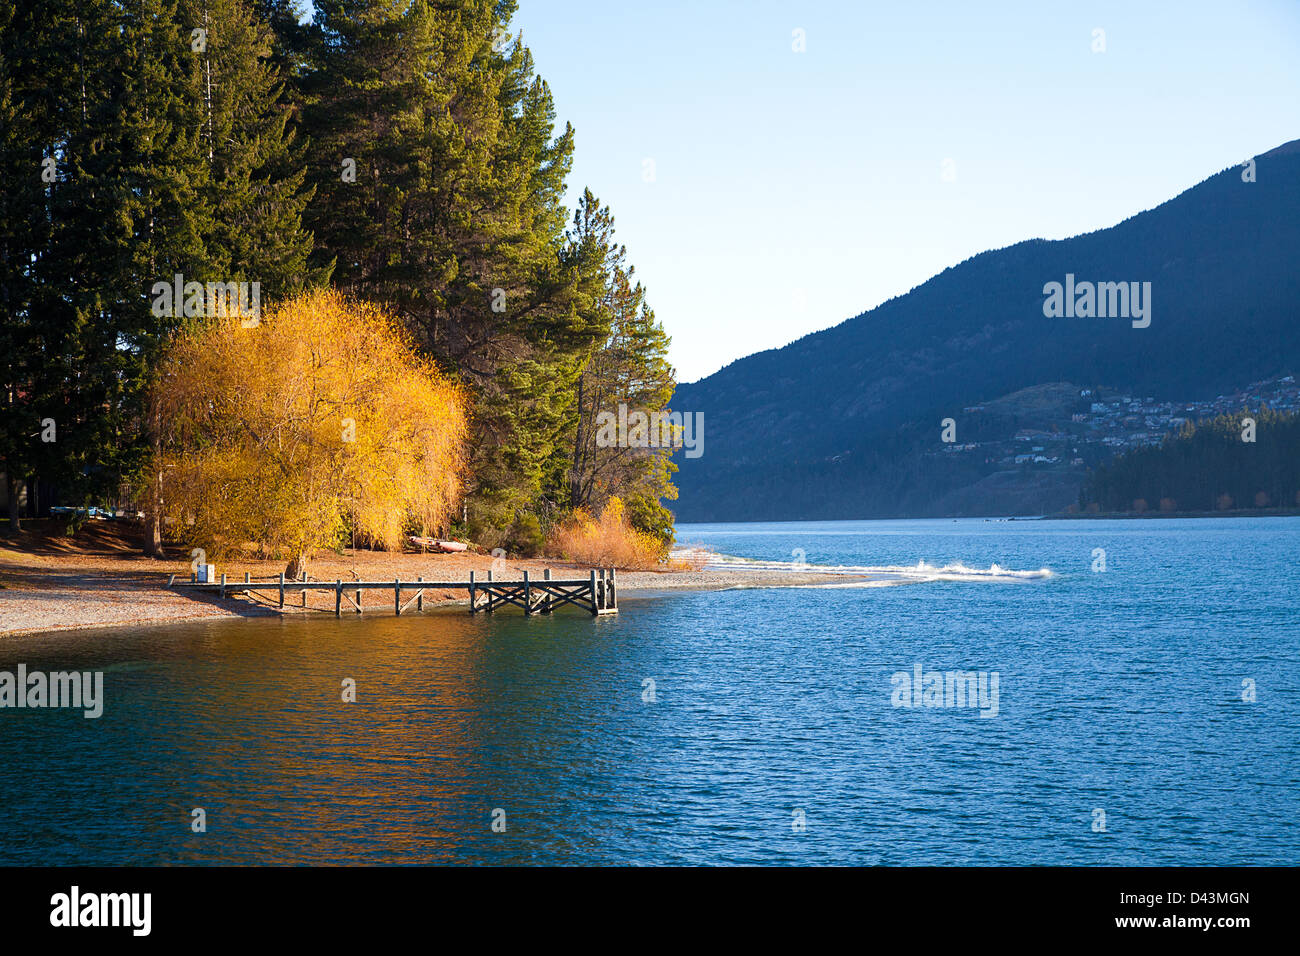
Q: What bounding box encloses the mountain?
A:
[670,140,1300,522]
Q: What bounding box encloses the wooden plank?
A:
[399,587,423,615]
[479,585,529,612]
[534,584,595,613]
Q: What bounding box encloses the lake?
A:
[1,517,1296,865]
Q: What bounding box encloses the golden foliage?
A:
[547,496,666,570]
[151,290,468,568]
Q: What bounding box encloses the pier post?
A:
[220,573,227,599]
[524,570,531,616]
[278,572,284,608]
[356,584,362,615]
[335,580,342,617]
[609,567,617,610]
[244,571,250,596]
[395,578,401,616]
[469,571,476,613]
[543,569,552,613]
[590,568,598,615]
[417,577,423,612]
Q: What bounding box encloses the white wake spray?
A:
[670,549,1052,585]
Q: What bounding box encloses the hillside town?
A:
[939,375,1300,474]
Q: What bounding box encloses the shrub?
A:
[505,512,546,557]
[547,497,666,570]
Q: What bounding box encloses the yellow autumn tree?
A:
[150,290,468,576]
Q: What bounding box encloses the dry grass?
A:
[546,497,666,570]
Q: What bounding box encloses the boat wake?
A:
[670,549,1052,586]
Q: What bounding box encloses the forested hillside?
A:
[1079,409,1300,514]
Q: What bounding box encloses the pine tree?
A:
[181,0,321,298]
[2,0,142,526]
[297,1,595,547]
[562,190,678,543]
[0,3,47,529]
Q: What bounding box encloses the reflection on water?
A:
[1,518,1298,865]
[0,609,639,864]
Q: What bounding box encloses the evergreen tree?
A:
[181,0,321,298]
[0,3,46,529]
[562,190,677,544]
[298,0,594,546]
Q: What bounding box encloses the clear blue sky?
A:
[508,0,1300,382]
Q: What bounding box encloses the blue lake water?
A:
[1,517,1297,865]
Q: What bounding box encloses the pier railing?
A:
[168,568,618,616]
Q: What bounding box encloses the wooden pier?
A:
[168,567,619,616]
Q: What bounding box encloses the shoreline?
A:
[12,508,1289,639]
[678,509,1300,524]
[1047,508,1300,519]
[0,557,872,640]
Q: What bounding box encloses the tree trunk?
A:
[143,426,164,558]
[569,376,585,507]
[5,473,21,534]
[145,512,164,558]
[285,552,308,580]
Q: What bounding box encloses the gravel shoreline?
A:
[0,563,870,638]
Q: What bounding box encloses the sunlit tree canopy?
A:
[152,289,469,574]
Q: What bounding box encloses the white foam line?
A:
[670,549,1052,582]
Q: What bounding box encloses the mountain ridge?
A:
[671,141,1300,522]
